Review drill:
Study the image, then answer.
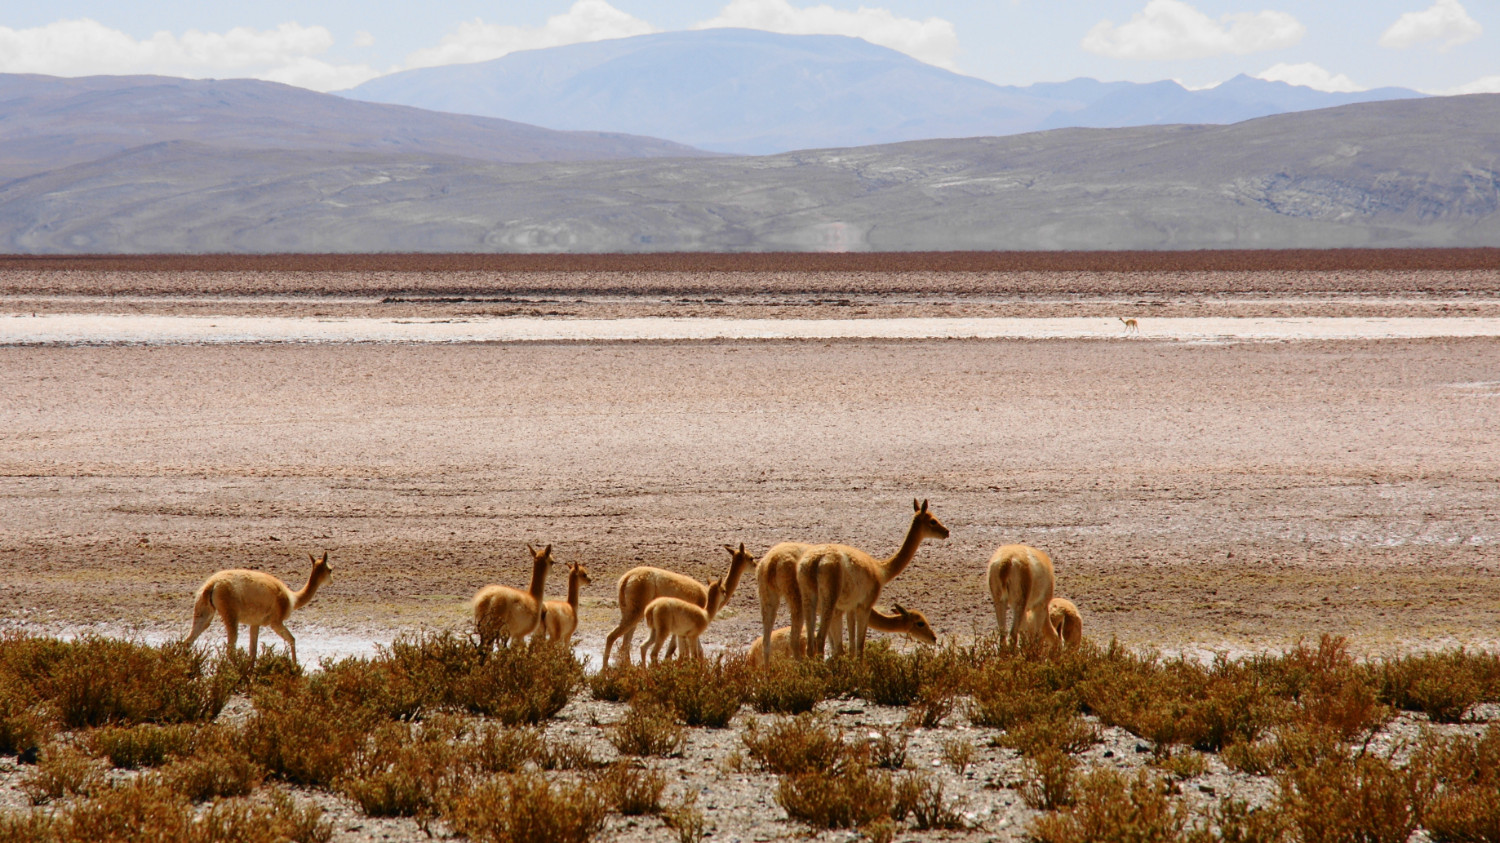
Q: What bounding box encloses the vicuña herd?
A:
[186,498,1087,666]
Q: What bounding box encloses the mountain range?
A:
[0,73,705,183]
[342,29,1425,155]
[2,85,1495,252]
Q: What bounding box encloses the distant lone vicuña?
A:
[186,551,332,666]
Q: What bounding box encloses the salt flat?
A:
[5,312,1500,344]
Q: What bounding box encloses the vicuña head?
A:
[749,600,938,665]
[186,551,332,666]
[911,498,949,542]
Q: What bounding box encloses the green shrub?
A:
[940,736,975,775]
[594,761,666,815]
[20,744,104,805]
[870,730,909,769]
[240,674,382,787]
[1379,650,1495,723]
[193,789,332,843]
[742,715,849,775]
[0,810,57,842]
[1415,724,1500,843]
[89,723,197,769]
[634,658,747,728]
[776,762,893,830]
[749,659,828,715]
[459,639,582,724]
[342,720,463,821]
[1030,768,1190,843]
[1275,753,1429,843]
[446,773,608,843]
[1020,749,1079,811]
[56,779,192,841]
[996,711,1102,758]
[891,771,965,830]
[2,636,230,728]
[609,702,685,758]
[1222,724,1347,776]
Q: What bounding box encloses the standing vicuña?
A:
[603,543,755,668]
[540,561,592,644]
[756,541,812,665]
[1119,316,1139,334]
[797,499,950,659]
[1049,597,1083,650]
[748,603,938,666]
[640,578,728,664]
[186,551,332,666]
[472,544,555,649]
[988,544,1062,654]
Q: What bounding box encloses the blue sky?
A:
[1,0,1495,94]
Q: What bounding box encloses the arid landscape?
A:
[1,251,1498,841]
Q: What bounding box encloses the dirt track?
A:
[2,288,1497,656]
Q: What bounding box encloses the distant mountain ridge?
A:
[2,94,1496,253]
[342,28,1425,155]
[0,73,708,182]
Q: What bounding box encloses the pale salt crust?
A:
[4,313,1500,344]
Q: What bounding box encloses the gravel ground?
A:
[0,262,1497,840]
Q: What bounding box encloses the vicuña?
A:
[796,499,949,659]
[186,551,332,666]
[603,542,754,667]
[472,543,555,649]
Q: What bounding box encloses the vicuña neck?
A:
[867,607,907,633]
[527,554,551,603]
[879,514,928,584]
[292,568,325,610]
[723,554,750,600]
[567,571,582,608]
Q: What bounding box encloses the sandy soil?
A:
[2,259,1499,841]
[2,321,1497,657]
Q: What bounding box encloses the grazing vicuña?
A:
[988,544,1062,654]
[796,499,949,659]
[748,603,938,666]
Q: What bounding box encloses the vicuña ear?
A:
[921,499,929,512]
[738,541,746,554]
[543,544,552,557]
[308,553,316,564]
[723,544,734,556]
[319,551,328,565]
[913,498,919,512]
[893,602,907,616]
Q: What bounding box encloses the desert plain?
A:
[0,251,1498,841]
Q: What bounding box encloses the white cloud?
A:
[1379,0,1481,51]
[353,30,376,48]
[0,18,382,91]
[1082,0,1305,60]
[1429,74,1500,95]
[1255,62,1362,93]
[693,0,961,70]
[403,0,655,69]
